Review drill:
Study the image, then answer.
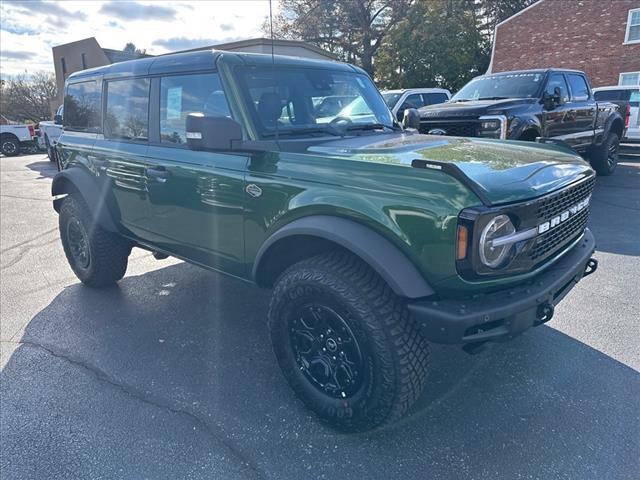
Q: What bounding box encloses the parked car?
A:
[53,51,598,432]
[593,85,639,142]
[414,69,625,175]
[38,105,64,161]
[381,88,451,121]
[0,120,38,156]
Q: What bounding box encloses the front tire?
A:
[59,195,131,287]
[589,132,619,176]
[268,251,430,432]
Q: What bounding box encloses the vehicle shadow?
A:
[25,159,57,180]
[2,262,638,479]
[588,161,639,257]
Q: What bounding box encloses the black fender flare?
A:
[253,215,435,299]
[51,167,119,232]
[602,111,624,143]
[508,115,541,140]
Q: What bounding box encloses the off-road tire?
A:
[268,250,430,432]
[1,135,20,157]
[589,132,619,176]
[59,195,131,287]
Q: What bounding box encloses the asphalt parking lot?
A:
[1,149,639,479]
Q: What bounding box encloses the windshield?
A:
[381,92,402,108]
[452,72,545,102]
[237,66,394,137]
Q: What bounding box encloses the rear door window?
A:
[159,73,231,144]
[64,80,102,132]
[104,78,150,141]
[567,74,590,101]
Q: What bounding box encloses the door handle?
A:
[147,167,170,183]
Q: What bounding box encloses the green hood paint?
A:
[307,133,593,205]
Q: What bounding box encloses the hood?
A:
[418,98,536,118]
[305,133,593,205]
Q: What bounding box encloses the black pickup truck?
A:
[414,69,626,175]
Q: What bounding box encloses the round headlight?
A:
[479,214,515,269]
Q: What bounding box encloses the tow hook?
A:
[584,258,598,277]
[535,303,554,326]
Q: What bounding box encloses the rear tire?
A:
[59,195,131,287]
[1,135,20,157]
[589,132,619,176]
[268,250,430,432]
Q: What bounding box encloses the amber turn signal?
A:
[456,225,468,260]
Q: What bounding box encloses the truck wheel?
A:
[59,195,131,287]
[44,134,55,162]
[268,250,430,432]
[589,132,619,176]
[1,135,20,157]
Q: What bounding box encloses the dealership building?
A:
[488,0,640,87]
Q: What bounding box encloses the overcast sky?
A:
[0,0,279,77]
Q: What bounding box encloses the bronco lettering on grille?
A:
[537,195,591,234]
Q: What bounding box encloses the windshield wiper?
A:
[476,96,510,100]
[262,127,342,138]
[345,123,401,132]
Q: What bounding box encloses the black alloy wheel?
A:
[289,304,364,399]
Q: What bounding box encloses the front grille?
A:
[528,176,596,261]
[419,120,477,137]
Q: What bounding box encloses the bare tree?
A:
[0,72,57,123]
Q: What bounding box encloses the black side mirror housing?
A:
[54,114,63,125]
[186,113,243,151]
[402,108,421,130]
[553,86,564,106]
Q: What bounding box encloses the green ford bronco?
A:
[53,51,598,431]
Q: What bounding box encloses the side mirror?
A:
[54,114,63,125]
[402,108,421,130]
[553,86,564,106]
[186,113,242,151]
[542,92,556,110]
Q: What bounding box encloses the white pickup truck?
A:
[38,105,64,161]
[0,117,38,157]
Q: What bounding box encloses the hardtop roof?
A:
[67,49,360,83]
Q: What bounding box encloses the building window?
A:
[625,8,640,44]
[81,53,87,69]
[61,57,67,77]
[619,72,640,86]
[105,78,150,141]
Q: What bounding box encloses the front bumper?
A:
[408,229,596,344]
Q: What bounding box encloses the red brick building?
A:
[488,0,640,87]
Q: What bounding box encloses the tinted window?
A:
[64,80,101,132]
[105,78,150,141]
[593,90,621,101]
[545,73,570,102]
[567,74,590,101]
[160,73,231,144]
[403,94,424,109]
[630,90,640,106]
[423,92,449,105]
